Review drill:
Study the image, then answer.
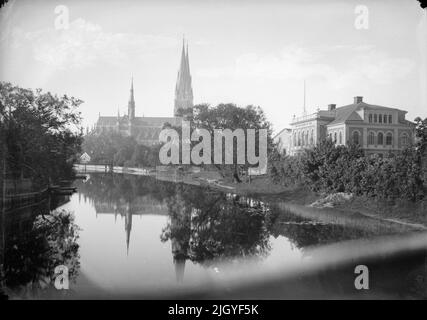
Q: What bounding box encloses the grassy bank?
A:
[333,196,427,229]
[204,174,427,230]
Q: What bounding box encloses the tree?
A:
[82,131,161,167]
[191,103,274,182]
[0,82,82,187]
[414,117,427,153]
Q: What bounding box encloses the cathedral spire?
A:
[174,38,193,117]
[125,206,132,256]
[128,77,135,120]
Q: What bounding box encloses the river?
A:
[1,173,427,299]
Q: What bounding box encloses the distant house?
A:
[287,96,415,156]
[273,128,292,155]
[80,152,91,164]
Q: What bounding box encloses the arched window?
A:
[383,115,387,124]
[298,132,301,146]
[377,132,384,145]
[401,133,409,147]
[369,114,372,123]
[374,114,378,123]
[386,133,393,146]
[334,132,337,143]
[379,114,382,123]
[368,131,375,145]
[339,131,342,145]
[388,115,392,124]
[352,131,360,145]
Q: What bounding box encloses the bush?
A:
[269,139,425,202]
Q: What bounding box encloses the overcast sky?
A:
[0,0,426,133]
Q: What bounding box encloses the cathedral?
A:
[95,39,194,145]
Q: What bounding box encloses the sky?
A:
[0,0,426,134]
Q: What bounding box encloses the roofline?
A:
[273,127,292,139]
[338,102,405,113]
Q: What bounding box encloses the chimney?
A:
[328,104,336,111]
[354,96,363,104]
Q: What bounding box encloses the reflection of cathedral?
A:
[95,39,194,145]
[91,196,168,254]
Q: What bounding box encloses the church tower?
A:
[128,77,135,121]
[174,39,193,117]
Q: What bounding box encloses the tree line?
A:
[0,82,83,190]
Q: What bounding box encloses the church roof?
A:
[97,116,118,125]
[132,117,180,127]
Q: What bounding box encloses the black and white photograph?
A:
[1,0,427,308]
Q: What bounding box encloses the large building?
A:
[95,39,194,145]
[286,96,414,156]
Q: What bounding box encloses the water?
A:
[1,173,427,299]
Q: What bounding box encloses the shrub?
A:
[269,139,425,202]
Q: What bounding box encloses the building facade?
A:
[273,128,292,155]
[95,39,194,145]
[287,96,414,156]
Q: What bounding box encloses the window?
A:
[388,115,392,124]
[374,114,377,123]
[383,115,387,124]
[334,132,337,143]
[339,132,342,145]
[368,132,375,145]
[310,129,314,145]
[369,114,372,123]
[386,133,393,146]
[293,132,296,146]
[305,131,309,146]
[352,131,360,145]
[401,133,409,147]
[298,132,301,146]
[377,132,384,145]
[379,114,382,123]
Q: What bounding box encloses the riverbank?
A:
[74,164,426,230]
[196,175,427,231]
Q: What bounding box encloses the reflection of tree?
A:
[161,184,274,267]
[77,174,377,275]
[2,210,80,297]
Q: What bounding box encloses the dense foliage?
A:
[0,82,83,188]
[82,131,161,167]
[270,138,425,202]
[175,103,274,181]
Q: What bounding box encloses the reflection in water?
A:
[160,187,273,281]
[0,200,80,299]
[2,173,426,299]
[77,175,275,281]
[75,174,381,283]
